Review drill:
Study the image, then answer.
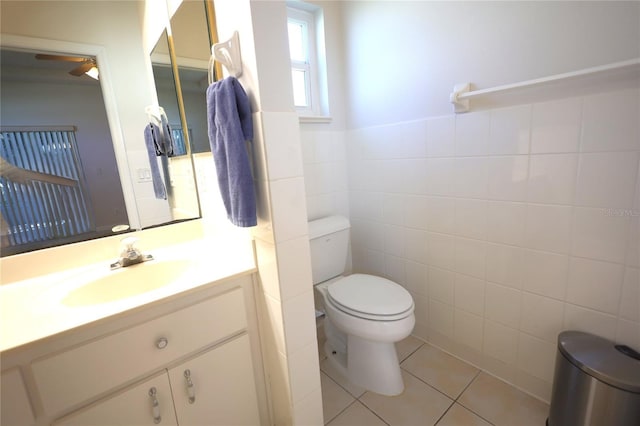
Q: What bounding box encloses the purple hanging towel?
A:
[206,76,256,227]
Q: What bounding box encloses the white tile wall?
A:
[485,282,522,326]
[524,204,573,254]
[528,154,578,205]
[620,267,640,321]
[454,309,484,351]
[581,90,640,153]
[489,105,531,155]
[300,129,350,220]
[485,243,524,289]
[486,201,527,246]
[338,88,640,403]
[455,111,491,156]
[484,320,519,364]
[530,97,582,154]
[426,115,456,157]
[575,152,639,208]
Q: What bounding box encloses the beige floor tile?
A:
[401,344,480,399]
[437,403,493,426]
[320,357,366,398]
[396,335,424,362]
[458,372,549,426]
[326,401,388,426]
[321,372,355,424]
[360,370,453,426]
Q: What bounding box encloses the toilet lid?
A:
[327,274,414,320]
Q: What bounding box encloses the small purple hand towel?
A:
[143,123,167,200]
[207,76,256,227]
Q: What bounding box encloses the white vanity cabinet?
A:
[0,274,267,426]
[55,335,260,426]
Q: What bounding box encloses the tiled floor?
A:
[319,335,549,426]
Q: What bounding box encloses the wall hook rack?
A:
[144,105,167,123]
[208,31,242,84]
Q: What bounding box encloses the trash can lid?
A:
[558,331,640,393]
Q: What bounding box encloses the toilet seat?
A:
[327,274,414,321]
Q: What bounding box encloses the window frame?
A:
[287,5,323,118]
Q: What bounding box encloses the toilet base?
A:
[324,334,404,396]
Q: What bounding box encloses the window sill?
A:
[298,115,332,124]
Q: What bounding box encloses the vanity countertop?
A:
[0,237,256,353]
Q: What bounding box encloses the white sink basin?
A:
[62,259,192,306]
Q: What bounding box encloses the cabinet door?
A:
[168,334,261,426]
[54,372,177,426]
[1,368,35,426]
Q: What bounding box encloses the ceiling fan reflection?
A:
[34,53,99,79]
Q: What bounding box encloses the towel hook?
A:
[145,105,167,124]
[208,31,242,84]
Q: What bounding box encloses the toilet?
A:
[309,215,415,396]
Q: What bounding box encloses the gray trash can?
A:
[547,331,640,426]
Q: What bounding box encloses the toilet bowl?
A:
[316,275,415,395]
[309,216,416,395]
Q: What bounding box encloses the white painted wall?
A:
[342,0,640,127]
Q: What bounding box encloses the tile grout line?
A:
[321,369,363,399]
[319,371,359,425]
[398,341,426,363]
[359,398,392,426]
[453,369,482,403]
[353,392,390,426]
[323,398,359,426]
[400,367,456,402]
[431,400,457,426]
[452,370,497,426]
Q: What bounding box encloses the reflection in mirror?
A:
[151,30,186,156]
[149,29,200,223]
[0,48,130,256]
[170,0,212,155]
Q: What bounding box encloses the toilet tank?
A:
[308,215,350,284]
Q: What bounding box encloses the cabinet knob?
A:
[155,337,168,349]
[184,369,196,404]
[148,387,162,424]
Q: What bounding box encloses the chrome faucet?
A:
[110,237,153,269]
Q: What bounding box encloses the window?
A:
[0,127,94,250]
[287,4,329,120]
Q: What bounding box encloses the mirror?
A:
[151,31,187,156]
[0,0,211,257]
[168,0,213,155]
[147,0,219,220]
[0,48,130,255]
[149,30,200,222]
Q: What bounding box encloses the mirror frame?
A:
[204,0,222,79]
[165,23,193,159]
[0,34,140,230]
